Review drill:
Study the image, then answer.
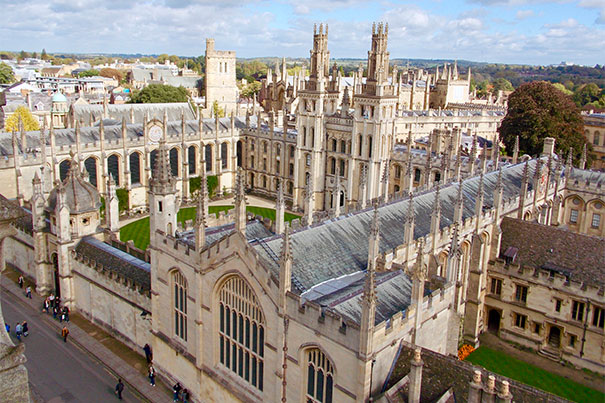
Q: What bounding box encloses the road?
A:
[1,291,141,403]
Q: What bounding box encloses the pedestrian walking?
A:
[172,382,182,402]
[21,321,28,337]
[4,324,9,333]
[18,275,24,288]
[148,364,156,386]
[61,326,69,342]
[15,322,22,341]
[52,305,58,319]
[49,293,55,307]
[25,286,32,299]
[62,306,70,322]
[43,298,50,313]
[143,343,152,364]
[180,389,190,403]
[115,378,124,400]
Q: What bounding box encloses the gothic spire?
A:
[454,181,464,224]
[234,167,246,233]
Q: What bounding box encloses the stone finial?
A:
[407,192,415,224]
[413,348,421,363]
[579,143,587,170]
[498,380,511,398]
[473,370,482,384]
[487,375,496,391]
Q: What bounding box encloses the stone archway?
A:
[548,326,561,348]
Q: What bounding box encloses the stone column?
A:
[468,370,482,403]
[408,348,423,403]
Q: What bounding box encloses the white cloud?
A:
[516,9,535,19]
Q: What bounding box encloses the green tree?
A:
[41,48,49,60]
[4,106,40,132]
[492,78,514,93]
[18,50,29,60]
[240,81,261,99]
[128,84,189,103]
[552,83,573,95]
[573,83,601,106]
[77,69,100,78]
[212,100,225,117]
[499,81,588,165]
[0,62,15,84]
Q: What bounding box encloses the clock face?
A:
[149,125,162,143]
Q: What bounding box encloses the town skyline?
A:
[1,0,604,66]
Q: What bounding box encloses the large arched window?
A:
[170,148,179,177]
[107,154,120,186]
[221,142,228,169]
[218,276,264,391]
[305,348,334,403]
[172,270,188,341]
[59,160,70,182]
[130,152,141,185]
[84,157,98,188]
[188,146,197,175]
[205,144,213,172]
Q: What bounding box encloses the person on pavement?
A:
[172,382,182,402]
[148,364,156,386]
[22,321,28,337]
[143,343,152,363]
[18,275,24,288]
[15,322,22,341]
[25,285,32,299]
[61,326,69,342]
[115,379,125,400]
[180,389,190,403]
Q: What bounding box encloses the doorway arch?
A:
[487,309,501,332]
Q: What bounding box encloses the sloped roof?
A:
[47,159,101,214]
[254,160,540,294]
[500,217,605,288]
[71,102,196,124]
[75,237,151,291]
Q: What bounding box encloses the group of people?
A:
[142,343,189,402]
[172,382,190,403]
[18,275,32,299]
[5,321,28,342]
[42,294,70,322]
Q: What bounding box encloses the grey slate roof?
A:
[71,102,196,125]
[253,160,541,296]
[75,236,151,291]
[567,168,605,187]
[179,219,274,248]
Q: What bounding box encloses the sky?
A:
[0,0,604,66]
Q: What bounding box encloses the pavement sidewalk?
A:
[1,272,171,403]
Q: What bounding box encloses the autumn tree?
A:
[99,67,124,83]
[77,69,100,78]
[41,48,49,60]
[499,81,589,165]
[0,62,15,84]
[4,106,40,133]
[240,81,261,99]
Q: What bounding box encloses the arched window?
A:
[289,163,294,176]
[311,128,315,148]
[414,168,421,182]
[172,270,187,341]
[188,146,197,175]
[339,160,345,177]
[394,165,401,179]
[368,136,373,159]
[130,152,141,185]
[595,131,601,146]
[358,135,363,157]
[330,158,336,175]
[331,138,337,152]
[218,276,265,391]
[236,141,243,168]
[302,127,307,147]
[205,144,212,172]
[341,140,346,154]
[170,148,179,177]
[150,149,158,172]
[305,348,334,403]
[84,157,97,188]
[107,154,120,186]
[221,142,228,169]
[59,160,71,182]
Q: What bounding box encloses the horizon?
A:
[0,1,604,66]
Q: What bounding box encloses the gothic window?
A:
[303,127,307,147]
[593,306,604,329]
[250,156,255,169]
[591,213,601,228]
[218,276,265,391]
[310,128,315,148]
[263,158,267,171]
[434,171,441,183]
[150,149,158,172]
[358,135,363,157]
[251,140,255,151]
[276,160,280,173]
[339,160,345,177]
[330,158,336,175]
[59,160,71,182]
[594,131,600,146]
[276,143,281,156]
[305,348,334,403]
[572,300,585,321]
[414,169,421,183]
[306,154,311,167]
[332,139,337,152]
[570,209,579,224]
[340,140,346,154]
[289,163,294,176]
[289,146,295,158]
[287,181,293,195]
[394,165,401,179]
[84,157,98,188]
[205,144,213,172]
[172,270,188,341]
[170,148,179,177]
[237,141,243,168]
[130,152,141,185]
[368,136,373,158]
[263,141,268,153]
[107,154,120,186]
[221,143,228,169]
[263,176,267,188]
[188,146,197,175]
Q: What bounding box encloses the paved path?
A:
[0,275,171,403]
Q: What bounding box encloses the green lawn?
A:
[465,347,604,402]
[120,205,300,250]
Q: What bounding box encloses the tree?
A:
[18,50,29,60]
[99,67,124,83]
[552,83,573,95]
[41,48,49,60]
[240,81,261,99]
[492,78,513,93]
[212,100,225,117]
[128,84,189,103]
[573,83,601,107]
[77,69,100,78]
[499,81,588,165]
[4,106,40,133]
[0,62,15,84]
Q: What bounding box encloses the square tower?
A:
[204,39,238,115]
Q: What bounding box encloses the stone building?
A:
[583,112,605,170]
[203,39,238,116]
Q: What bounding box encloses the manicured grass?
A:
[465,346,604,402]
[120,205,300,250]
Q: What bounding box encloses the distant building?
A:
[583,113,605,170]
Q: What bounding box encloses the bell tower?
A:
[148,139,178,239]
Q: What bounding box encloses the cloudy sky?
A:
[1,0,604,65]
